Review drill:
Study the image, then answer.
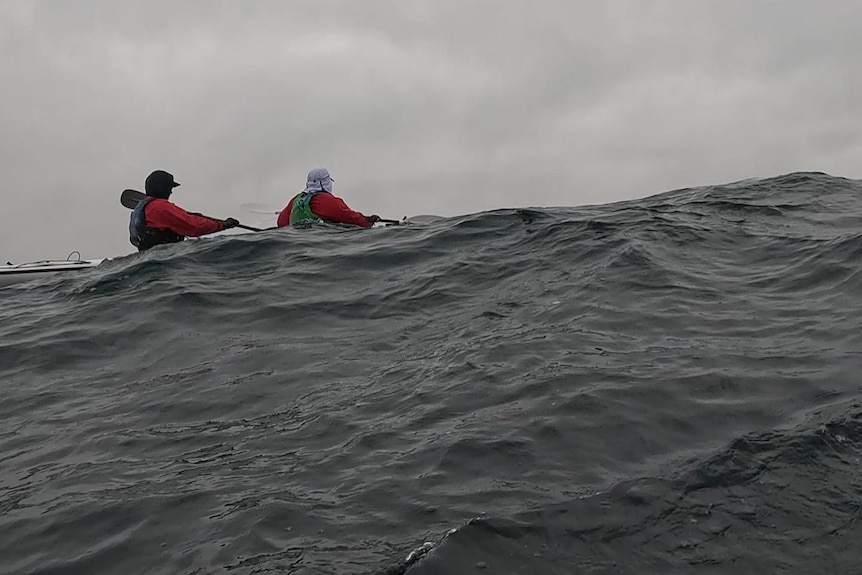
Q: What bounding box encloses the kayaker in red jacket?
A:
[276,168,379,228]
[129,170,239,251]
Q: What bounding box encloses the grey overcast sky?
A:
[1,0,860,262]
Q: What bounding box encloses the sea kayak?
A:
[0,255,106,287]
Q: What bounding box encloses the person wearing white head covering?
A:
[277,167,379,228]
[304,167,335,194]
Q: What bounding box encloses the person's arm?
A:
[276,202,293,228]
[147,200,226,237]
[312,194,374,228]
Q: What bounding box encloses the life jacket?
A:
[129,197,185,251]
[288,191,325,226]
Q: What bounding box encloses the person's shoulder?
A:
[148,197,184,214]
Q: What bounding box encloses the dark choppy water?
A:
[2,172,861,574]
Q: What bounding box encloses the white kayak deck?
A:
[0,254,106,287]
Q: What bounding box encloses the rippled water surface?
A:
[2,172,861,574]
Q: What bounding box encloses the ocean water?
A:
[1,171,861,574]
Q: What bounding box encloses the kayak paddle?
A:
[239,202,280,215]
[120,189,263,232]
[237,198,445,227]
[381,215,446,225]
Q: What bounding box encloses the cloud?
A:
[1,0,860,261]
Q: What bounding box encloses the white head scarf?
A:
[304,167,334,194]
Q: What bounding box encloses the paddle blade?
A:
[404,215,445,225]
[120,189,146,210]
[240,202,281,215]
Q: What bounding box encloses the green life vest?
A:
[288,192,323,226]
